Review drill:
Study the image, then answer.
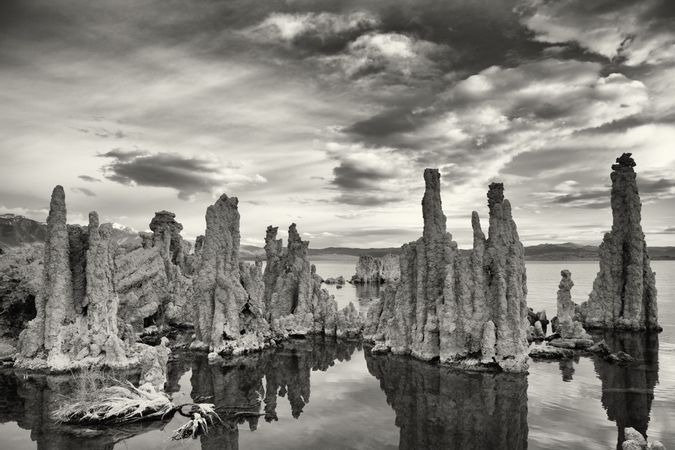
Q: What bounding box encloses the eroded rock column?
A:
[578,153,659,331]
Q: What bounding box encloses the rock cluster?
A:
[115,210,193,332]
[351,254,400,284]
[365,169,529,372]
[191,194,270,356]
[263,224,362,337]
[578,154,659,331]
[15,187,138,371]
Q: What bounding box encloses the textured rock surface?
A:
[555,270,590,340]
[116,210,193,331]
[265,224,362,338]
[578,154,659,331]
[13,187,161,373]
[140,337,171,391]
[351,254,400,284]
[365,170,529,372]
[0,244,42,340]
[18,186,75,359]
[192,194,270,356]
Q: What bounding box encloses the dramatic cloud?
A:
[99,150,266,200]
[327,144,414,206]
[520,0,675,66]
[244,11,379,53]
[322,32,449,81]
[0,0,673,246]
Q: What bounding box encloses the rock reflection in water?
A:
[0,370,170,449]
[365,351,528,450]
[191,336,361,449]
[591,331,659,450]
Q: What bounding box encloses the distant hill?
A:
[241,242,675,261]
[3,215,674,260]
[0,214,46,247]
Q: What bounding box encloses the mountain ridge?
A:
[3,215,674,260]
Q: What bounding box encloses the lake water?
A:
[0,259,673,449]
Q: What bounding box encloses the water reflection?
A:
[190,336,361,449]
[591,332,660,449]
[0,331,666,449]
[365,350,529,450]
[0,370,168,449]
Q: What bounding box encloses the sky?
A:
[0,0,674,248]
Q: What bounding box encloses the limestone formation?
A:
[149,210,186,268]
[116,210,193,331]
[14,187,164,372]
[365,170,529,372]
[264,224,362,338]
[18,186,74,359]
[0,244,42,342]
[351,254,400,284]
[555,270,590,340]
[192,194,270,356]
[140,337,171,391]
[578,154,659,331]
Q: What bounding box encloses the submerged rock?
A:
[192,194,270,356]
[578,154,659,331]
[365,170,529,372]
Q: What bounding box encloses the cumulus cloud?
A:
[322,32,449,81]
[99,150,267,200]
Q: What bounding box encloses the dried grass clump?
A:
[53,381,174,424]
[52,368,221,440]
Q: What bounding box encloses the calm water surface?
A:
[0,260,673,449]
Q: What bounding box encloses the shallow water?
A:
[0,260,673,449]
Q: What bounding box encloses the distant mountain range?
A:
[2,214,674,260]
[0,214,140,249]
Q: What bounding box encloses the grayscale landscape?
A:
[0,1,674,449]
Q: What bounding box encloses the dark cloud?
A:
[549,189,610,209]
[99,149,260,200]
[346,107,420,138]
[70,187,96,197]
[638,176,675,195]
[332,159,396,191]
[78,175,101,183]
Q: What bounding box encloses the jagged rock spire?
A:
[18,186,75,357]
[579,153,659,331]
[367,170,529,372]
[192,193,268,354]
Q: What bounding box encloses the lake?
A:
[0,259,673,449]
